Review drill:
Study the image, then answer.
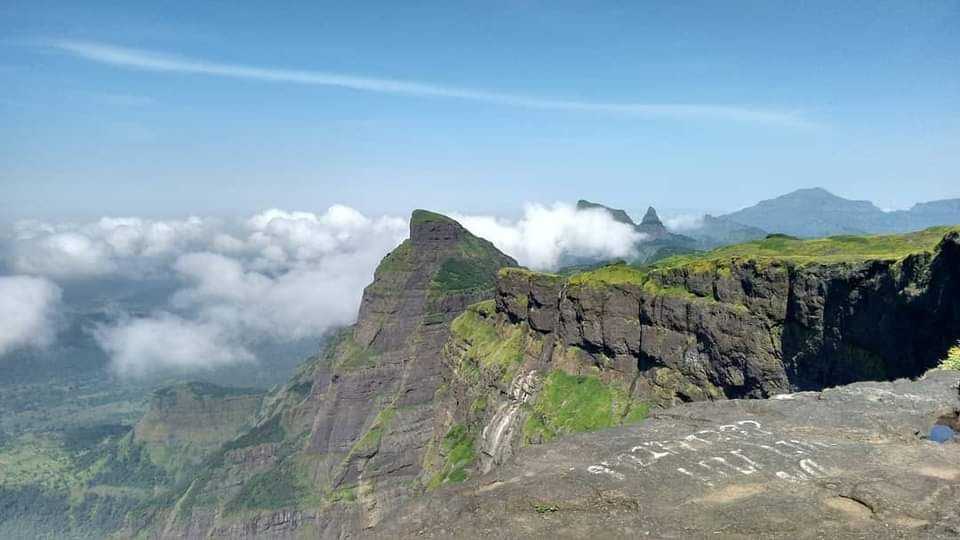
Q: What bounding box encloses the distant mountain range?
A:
[577,188,960,259]
[718,187,960,238]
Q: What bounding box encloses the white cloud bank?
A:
[53,40,817,128]
[9,216,217,278]
[94,313,253,377]
[453,203,644,270]
[3,203,642,375]
[0,275,62,355]
[4,206,407,376]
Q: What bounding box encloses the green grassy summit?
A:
[411,208,458,225]
[568,225,960,287]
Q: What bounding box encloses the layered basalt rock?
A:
[496,231,960,404]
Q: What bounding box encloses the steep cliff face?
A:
[500,230,960,403]
[137,210,516,539]
[421,229,960,492]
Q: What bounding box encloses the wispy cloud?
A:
[54,40,817,128]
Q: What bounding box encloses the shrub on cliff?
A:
[936,343,960,371]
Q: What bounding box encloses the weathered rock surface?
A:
[376,371,960,539]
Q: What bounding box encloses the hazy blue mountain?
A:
[891,198,960,231]
[720,187,960,238]
[681,214,768,249]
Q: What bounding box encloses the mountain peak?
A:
[780,187,848,200]
[640,206,663,226]
[409,209,468,245]
[576,199,636,226]
[720,188,886,238]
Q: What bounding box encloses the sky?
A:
[1,0,959,221]
[0,1,959,377]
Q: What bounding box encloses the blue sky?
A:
[1,1,958,221]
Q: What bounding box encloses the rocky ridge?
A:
[133,210,516,539]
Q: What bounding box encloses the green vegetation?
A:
[451,302,524,368]
[936,342,960,371]
[427,424,476,489]
[523,371,649,444]
[411,209,458,225]
[182,382,261,399]
[532,502,560,514]
[562,226,960,288]
[432,235,509,294]
[376,240,414,274]
[0,425,170,538]
[449,301,526,385]
[328,485,357,503]
[567,261,647,287]
[685,226,958,262]
[224,460,305,514]
[152,382,259,401]
[498,266,563,282]
[336,338,380,370]
[434,257,496,292]
[222,415,284,452]
[350,405,396,456]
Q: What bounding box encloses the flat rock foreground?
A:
[375,371,960,539]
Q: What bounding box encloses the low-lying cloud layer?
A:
[454,203,644,269]
[3,206,407,376]
[0,275,62,356]
[1,203,642,376]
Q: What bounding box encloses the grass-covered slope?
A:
[425,299,650,488]
[523,371,649,444]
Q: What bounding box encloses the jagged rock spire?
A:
[640,206,663,226]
